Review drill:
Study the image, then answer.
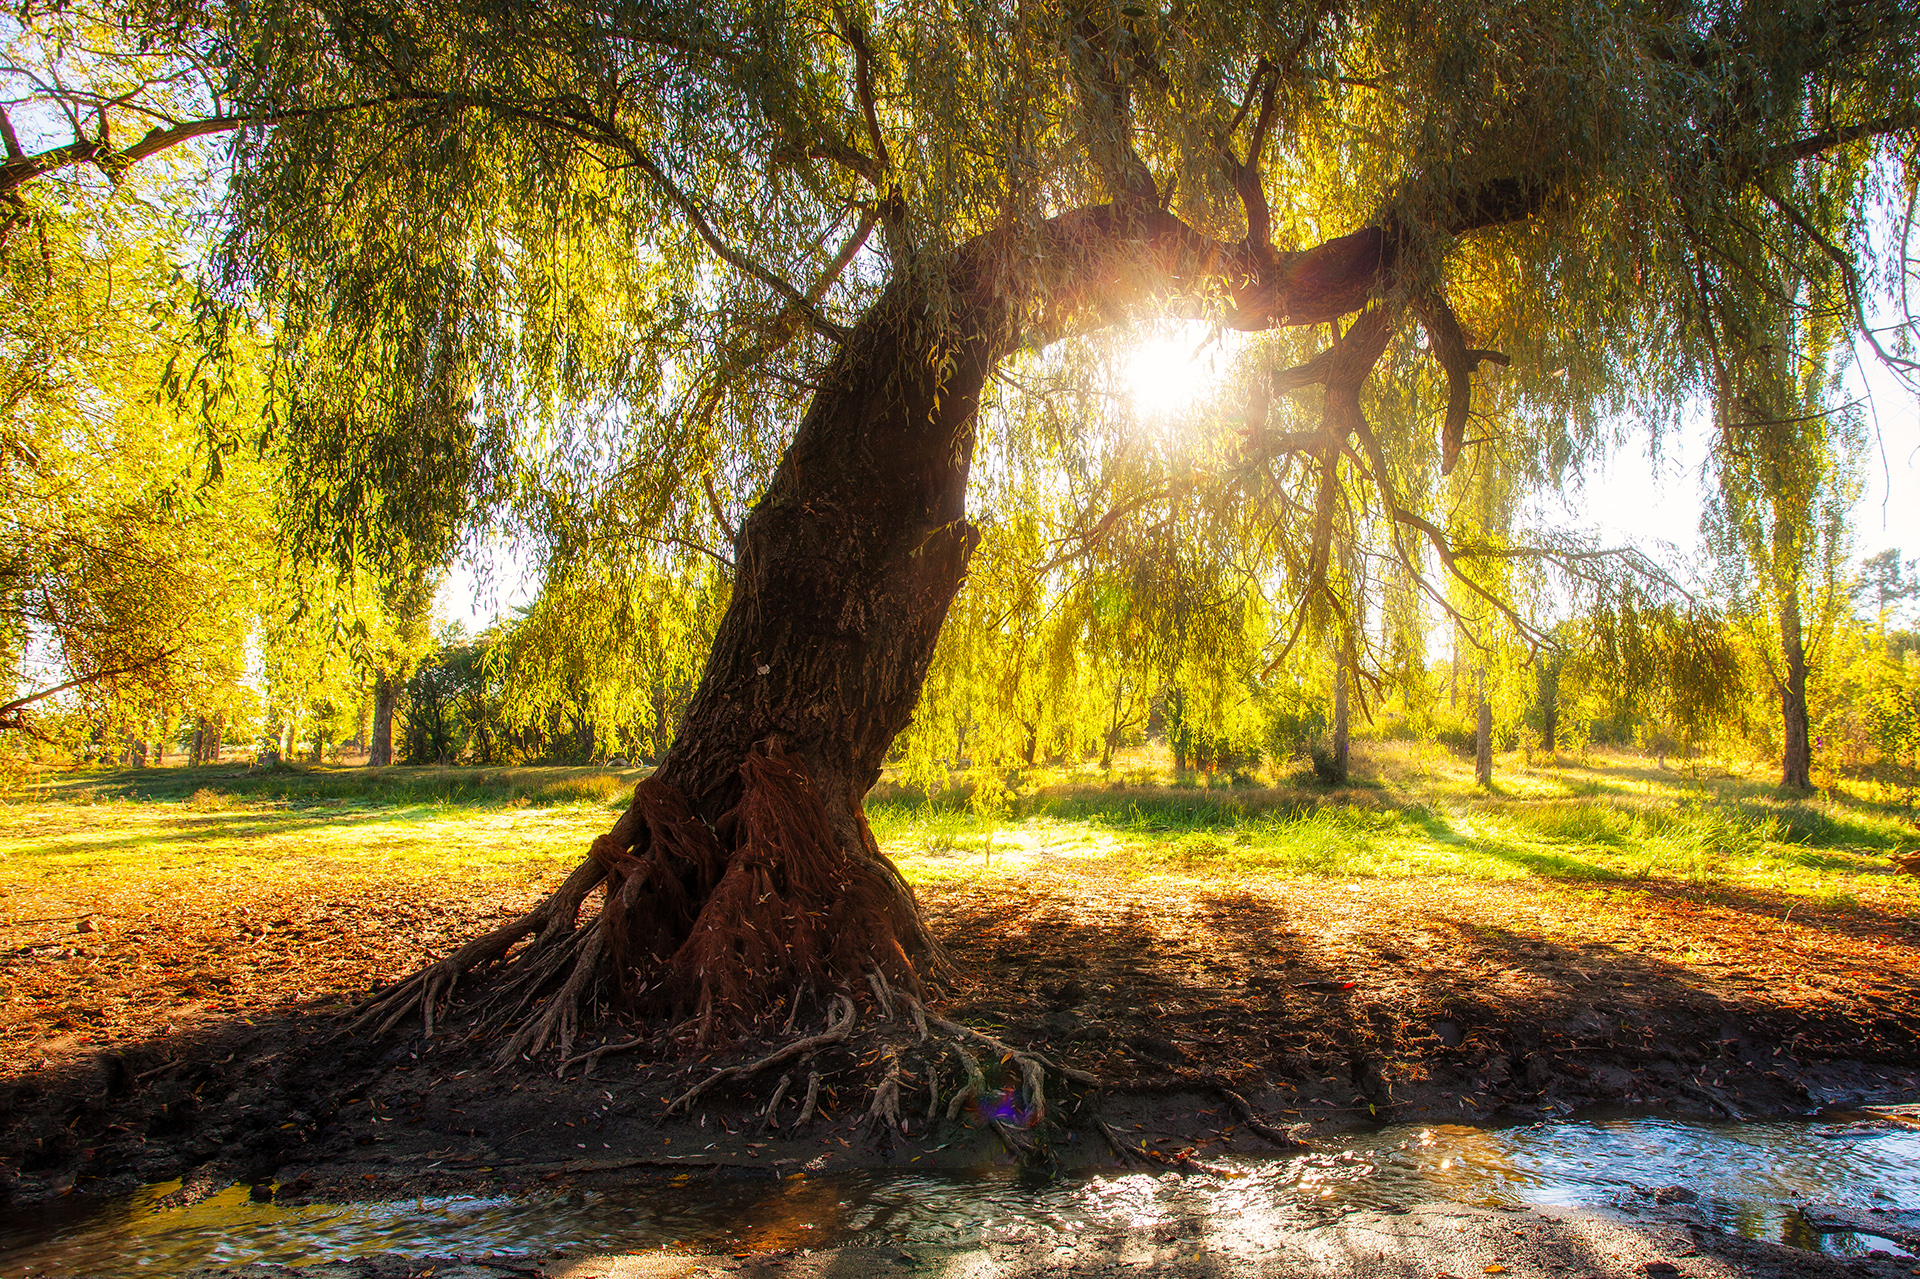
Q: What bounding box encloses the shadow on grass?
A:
[8,763,646,810]
[1399,807,1629,882]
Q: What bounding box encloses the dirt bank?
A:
[4,868,1919,1212]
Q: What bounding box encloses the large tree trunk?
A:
[1779,589,1813,790]
[356,236,1019,1057]
[368,674,397,767]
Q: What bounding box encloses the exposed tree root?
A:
[944,1041,986,1122]
[1217,1086,1312,1150]
[665,994,857,1115]
[866,1046,904,1139]
[796,1067,822,1126]
[556,1031,653,1079]
[759,1072,793,1131]
[347,857,608,1041]
[347,748,944,1070]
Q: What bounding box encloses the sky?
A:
[1553,339,1920,577]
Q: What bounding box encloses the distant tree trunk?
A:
[1169,687,1189,772]
[1450,619,1461,710]
[369,674,397,767]
[1331,648,1350,784]
[1101,680,1126,769]
[1475,669,1493,787]
[1536,656,1560,755]
[1779,589,1813,789]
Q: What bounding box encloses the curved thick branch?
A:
[1412,290,1511,475]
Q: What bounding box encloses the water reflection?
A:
[2,1115,1914,1275]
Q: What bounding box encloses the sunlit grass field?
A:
[2,746,1915,914]
[871,745,1920,912]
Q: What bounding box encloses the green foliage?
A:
[488,560,728,764]
[175,0,1919,693]
[11,0,1920,805]
[0,107,277,755]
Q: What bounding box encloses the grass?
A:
[0,764,636,908]
[3,761,641,809]
[1,745,1915,913]
[870,742,1920,909]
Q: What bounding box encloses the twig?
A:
[1217,1086,1312,1149]
[556,1032,652,1078]
[1094,1117,1148,1165]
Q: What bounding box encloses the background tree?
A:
[1704,298,1864,789]
[0,96,274,747]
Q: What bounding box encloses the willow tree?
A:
[1705,313,1862,789]
[160,0,1920,1054]
[1698,177,1872,788]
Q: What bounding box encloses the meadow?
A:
[5,745,1915,920]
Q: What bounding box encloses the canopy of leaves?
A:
[175,0,1912,629]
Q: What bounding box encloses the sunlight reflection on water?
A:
[2,1114,1915,1275]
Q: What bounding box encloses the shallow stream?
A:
[3,1113,1916,1275]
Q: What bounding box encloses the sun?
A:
[1119,322,1231,424]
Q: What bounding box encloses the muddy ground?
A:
[4,864,1919,1220]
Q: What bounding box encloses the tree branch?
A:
[1411,289,1510,475]
[1758,176,1920,384]
[1224,59,1281,257]
[0,650,177,732]
[0,97,415,204]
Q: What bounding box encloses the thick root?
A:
[666,748,923,1037]
[665,994,857,1115]
[345,857,607,1041]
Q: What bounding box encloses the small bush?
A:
[1308,742,1345,785]
[186,788,237,812]
[527,774,633,807]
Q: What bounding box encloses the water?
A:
[2,1114,1916,1275]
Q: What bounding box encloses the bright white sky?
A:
[1556,340,1920,579]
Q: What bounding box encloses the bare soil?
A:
[3,863,1918,1214]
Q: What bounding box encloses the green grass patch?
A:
[8,762,643,810]
[4,750,1914,912]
